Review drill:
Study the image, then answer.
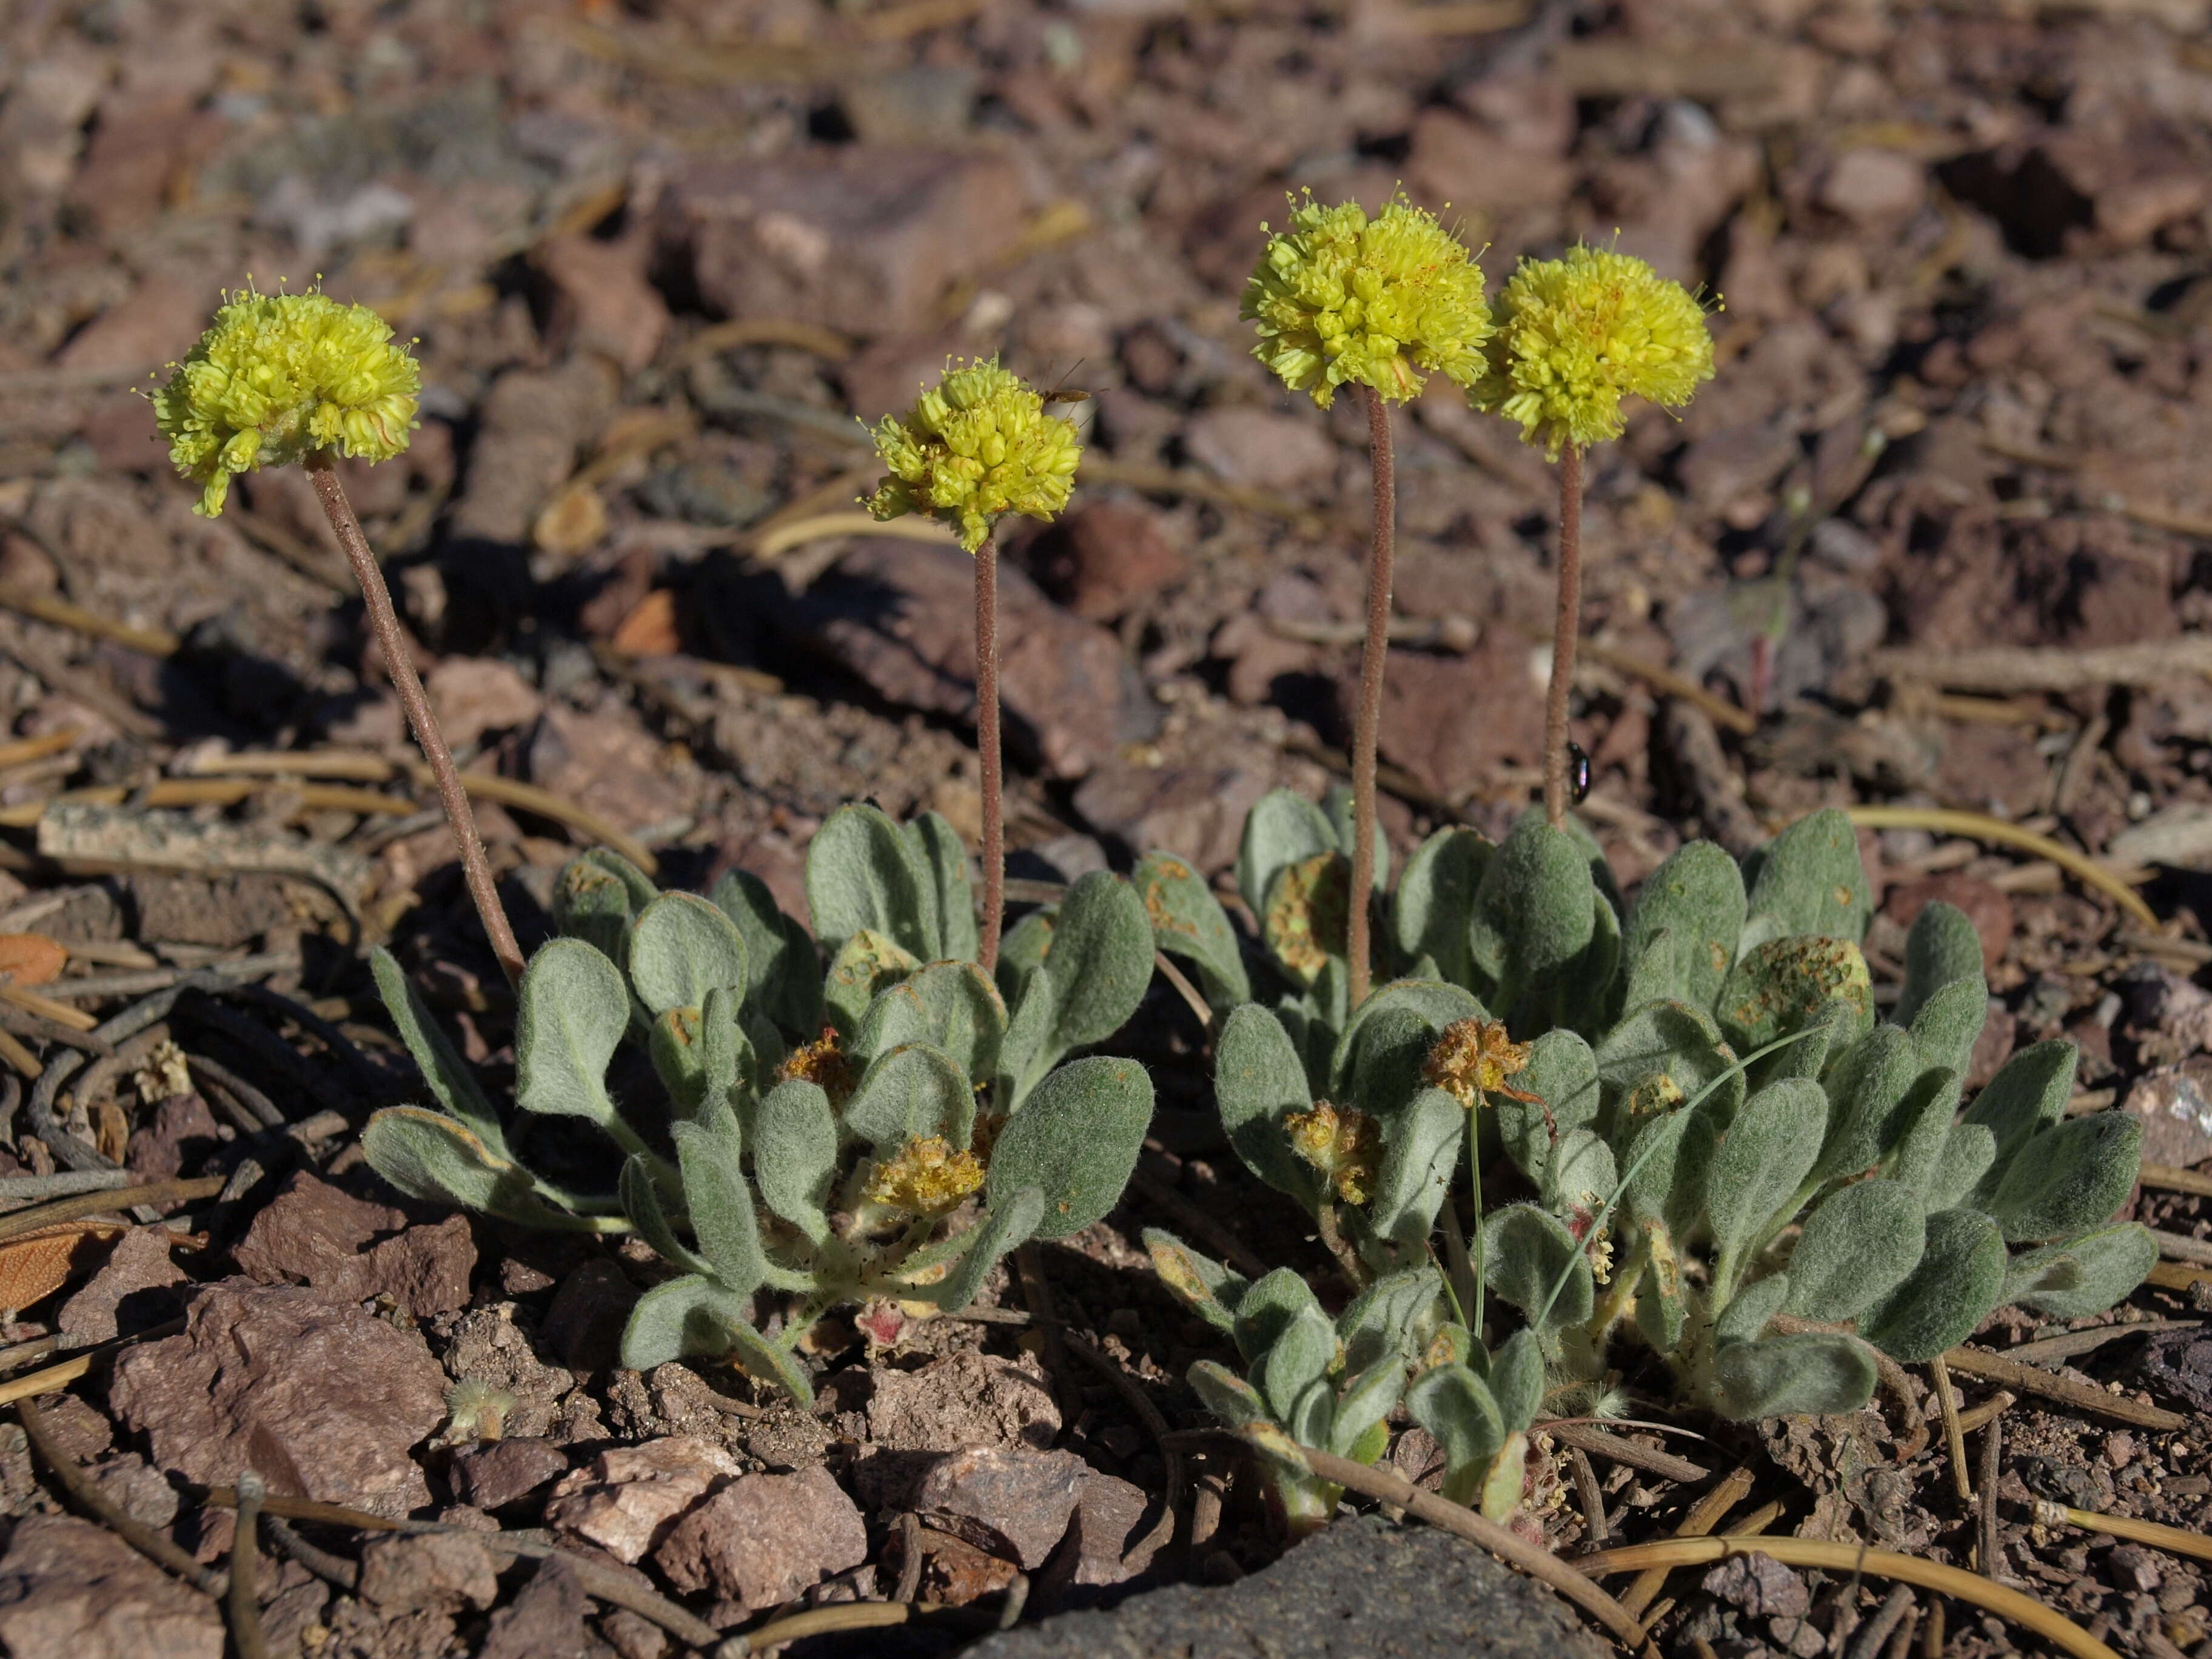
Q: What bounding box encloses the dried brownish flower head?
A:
[777,1025,857,1106]
[1285,1101,1381,1205]
[1423,1017,1540,1110]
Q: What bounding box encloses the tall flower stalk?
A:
[863,357,1082,970]
[1244,192,1492,1008]
[1475,245,1716,828]
[152,286,526,987]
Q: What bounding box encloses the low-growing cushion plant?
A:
[363,803,1160,1404]
[1147,797,2154,1484]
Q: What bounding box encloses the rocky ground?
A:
[0,0,2210,1655]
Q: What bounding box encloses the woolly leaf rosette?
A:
[1242,192,1492,409]
[1473,244,1715,459]
[152,286,420,517]
[863,357,1082,554]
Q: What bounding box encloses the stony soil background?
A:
[0,0,2209,1656]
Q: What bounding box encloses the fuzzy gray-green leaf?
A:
[1714,936,1873,1054]
[919,1185,1046,1311]
[903,810,976,965]
[1714,1333,1877,1419]
[1986,1112,2140,1243]
[986,1056,1151,1239]
[514,939,629,1126]
[806,802,934,960]
[1483,1203,1594,1333]
[1367,1087,1463,1248]
[1329,980,1486,1106]
[1406,1363,1504,1499]
[1215,1004,1323,1206]
[1498,1028,1600,1187]
[1236,789,1337,916]
[854,960,1005,1084]
[1189,1359,1272,1430]
[1144,1228,1250,1334]
[620,1153,710,1276]
[1136,850,1250,1008]
[1784,1179,1925,1321]
[628,892,749,1017]
[823,928,923,1036]
[708,867,821,1038]
[1857,1207,2006,1363]
[1044,871,1154,1052]
[1705,1078,1827,1267]
[1812,1024,1922,1187]
[1595,999,1744,1134]
[1233,1266,1326,1365]
[1959,1039,2077,1202]
[371,947,508,1155]
[1715,1272,1789,1346]
[1895,900,1985,1029]
[753,1079,838,1244]
[361,1108,600,1231]
[552,850,652,962]
[1905,976,1986,1089]
[1261,1307,1338,1421]
[1743,808,1872,947]
[1488,1329,1544,1435]
[1622,840,1745,1013]
[672,1119,770,1295]
[1330,1362,1406,1459]
[1468,819,1597,1013]
[2002,1222,2158,1319]
[1393,827,1490,989]
[842,1043,974,1153]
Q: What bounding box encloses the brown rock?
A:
[124,1092,222,1181]
[527,704,697,831]
[916,1445,1088,1569]
[1182,406,1337,497]
[780,540,1137,780]
[537,232,669,375]
[451,357,619,546]
[107,1280,449,1517]
[0,1515,222,1659]
[1074,758,1272,876]
[357,1531,500,1614]
[1966,1003,2016,1091]
[1050,1471,1162,1597]
[451,1438,571,1512]
[904,1523,1020,1606]
[661,146,1028,337]
[543,1437,741,1564]
[1362,642,1546,805]
[654,1466,868,1611]
[480,1556,592,1659]
[863,1350,1062,1453]
[541,1259,639,1372]
[56,1227,185,1346]
[1406,108,1574,212]
[232,1170,475,1318]
[1880,874,2014,975]
[1027,503,1189,623]
[124,873,293,949]
[1818,148,1926,226]
[2123,1060,2212,1171]
[1213,611,1321,711]
[53,266,226,375]
[427,657,543,751]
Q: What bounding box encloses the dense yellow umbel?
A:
[863,357,1082,554]
[1473,244,1716,459]
[151,284,420,517]
[1243,191,1492,409]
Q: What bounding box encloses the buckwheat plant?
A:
[1147,804,2153,1517]
[864,357,1082,972]
[1472,245,1715,828]
[1244,192,1491,1008]
[364,803,1162,1404]
[151,284,525,985]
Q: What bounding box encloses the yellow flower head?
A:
[1473,244,1715,460]
[1243,190,1491,409]
[863,357,1082,554]
[777,1025,857,1107]
[150,283,420,517]
[1285,1101,1381,1205]
[1423,1017,1538,1111]
[864,1136,985,1217]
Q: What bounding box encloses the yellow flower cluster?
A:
[776,1025,857,1107]
[1472,243,1715,459]
[1243,192,1492,409]
[1285,1101,1381,1205]
[864,357,1082,554]
[151,285,420,517]
[1422,1017,1539,1111]
[864,1136,985,1216]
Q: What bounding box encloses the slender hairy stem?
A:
[1314,1199,1367,1292]
[1466,1108,1486,1342]
[1543,443,1585,830]
[974,532,1005,971]
[308,457,525,988]
[1347,386,1396,1009]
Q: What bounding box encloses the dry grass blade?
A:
[726,1601,913,1654]
[0,983,98,1030]
[1929,1355,1972,1503]
[2028,1500,2212,1566]
[1543,1421,1711,1484]
[1868,635,2212,694]
[753,512,960,561]
[0,1175,224,1243]
[0,588,181,657]
[1842,807,2156,929]
[1576,1537,2116,1659]
[1257,1434,1649,1649]
[2148,1228,2212,1266]
[0,1026,41,1081]
[1937,1346,2187,1430]
[2147,1262,2212,1292]
[1622,1464,1752,1618]
[2142,1162,2212,1198]
[0,731,82,772]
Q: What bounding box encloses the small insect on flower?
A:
[150,283,420,517]
[863,357,1083,554]
[1473,243,1716,460]
[1423,1017,1541,1111]
[1244,190,1492,409]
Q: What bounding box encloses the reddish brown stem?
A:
[1543,443,1585,830]
[307,456,525,989]
[1347,386,1396,1010]
[974,531,1004,971]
